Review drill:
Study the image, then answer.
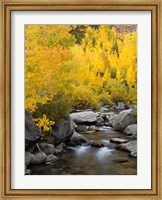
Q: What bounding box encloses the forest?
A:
[25,25,137,175]
[25,25,137,131]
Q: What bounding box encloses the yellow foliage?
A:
[25,25,137,125]
[34,114,55,132]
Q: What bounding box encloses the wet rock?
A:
[69,111,98,124]
[25,110,41,150]
[118,140,137,155]
[46,154,58,163]
[96,116,104,125]
[70,131,89,143]
[129,151,137,158]
[100,107,109,112]
[124,124,137,138]
[116,102,125,110]
[88,125,97,131]
[65,141,76,147]
[91,141,104,148]
[38,142,55,155]
[50,117,75,145]
[112,109,137,131]
[30,152,47,164]
[25,169,32,175]
[54,143,63,154]
[106,112,118,126]
[25,151,33,166]
[75,125,88,132]
[110,138,129,144]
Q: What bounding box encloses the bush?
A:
[70,85,100,109]
[104,79,129,104]
[33,92,73,122]
[98,92,112,106]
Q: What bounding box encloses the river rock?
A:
[38,142,55,155]
[54,143,63,154]
[50,117,75,145]
[75,125,88,132]
[88,125,97,131]
[25,151,33,166]
[118,140,137,157]
[70,131,89,143]
[46,154,58,163]
[25,110,41,150]
[30,152,47,164]
[69,111,98,124]
[116,102,125,110]
[110,138,129,144]
[91,141,104,148]
[96,116,104,125]
[106,112,118,126]
[112,109,137,131]
[124,124,137,139]
[25,169,32,175]
[130,151,137,157]
[100,107,109,112]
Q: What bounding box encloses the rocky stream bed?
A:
[25,104,137,175]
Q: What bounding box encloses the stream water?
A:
[29,126,137,175]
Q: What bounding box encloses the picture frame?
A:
[0,0,161,199]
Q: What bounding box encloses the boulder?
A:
[46,154,58,163]
[70,131,89,143]
[106,112,118,126]
[69,111,98,125]
[25,151,33,166]
[30,152,47,164]
[96,116,104,125]
[100,107,109,112]
[75,125,88,132]
[116,102,125,110]
[54,143,63,154]
[130,151,137,157]
[25,169,32,175]
[110,138,129,144]
[50,117,75,145]
[25,110,41,150]
[112,109,137,131]
[38,142,55,155]
[118,140,137,157]
[88,125,97,132]
[124,124,137,139]
[91,141,104,148]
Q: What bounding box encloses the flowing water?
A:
[29,127,137,175]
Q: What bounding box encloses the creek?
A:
[29,126,137,175]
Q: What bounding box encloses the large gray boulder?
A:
[106,112,118,126]
[25,151,33,166]
[25,110,41,150]
[30,152,47,164]
[112,109,137,131]
[124,124,137,139]
[118,140,137,157]
[50,117,75,145]
[46,154,58,163]
[69,111,98,124]
[38,142,55,155]
[70,131,89,143]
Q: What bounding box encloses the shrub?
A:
[33,92,73,123]
[104,79,129,104]
[70,85,100,109]
[98,92,112,106]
